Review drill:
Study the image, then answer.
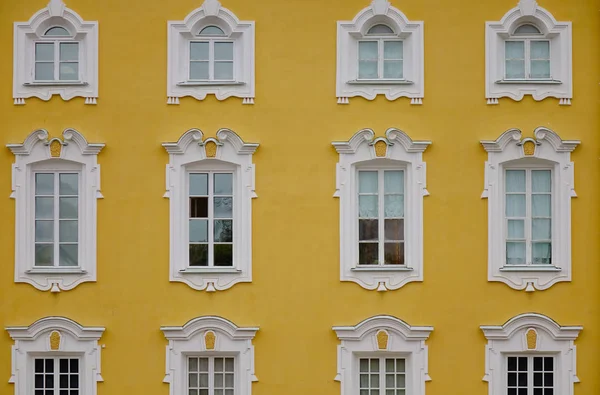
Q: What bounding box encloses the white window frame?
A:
[333,315,433,395]
[357,35,404,81]
[504,354,556,395]
[163,128,258,292]
[481,127,579,291]
[189,37,236,82]
[33,38,80,82]
[333,128,430,291]
[485,0,572,105]
[161,316,258,395]
[6,316,104,395]
[481,313,582,395]
[167,0,255,105]
[13,0,99,105]
[336,0,424,104]
[7,129,104,293]
[504,37,551,81]
[30,356,82,395]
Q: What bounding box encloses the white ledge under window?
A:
[179,267,242,274]
[352,265,414,272]
[347,79,414,85]
[499,265,561,272]
[495,79,562,85]
[25,268,87,274]
[177,81,246,87]
[24,81,88,87]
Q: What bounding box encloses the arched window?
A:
[44,26,70,36]
[367,24,394,35]
[189,25,233,81]
[358,24,403,80]
[514,24,541,35]
[505,22,549,80]
[34,26,79,82]
[199,25,225,36]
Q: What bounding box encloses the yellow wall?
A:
[1,0,599,394]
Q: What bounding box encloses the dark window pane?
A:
[384,219,404,241]
[384,243,404,265]
[534,357,543,371]
[35,391,44,395]
[214,244,233,266]
[518,373,527,386]
[359,219,378,241]
[508,389,516,395]
[71,391,79,395]
[70,374,79,388]
[544,357,553,371]
[518,357,527,371]
[544,389,553,395]
[359,243,378,264]
[534,389,542,395]
[214,220,233,242]
[60,359,69,373]
[61,390,68,395]
[45,374,54,388]
[35,359,44,373]
[46,359,54,373]
[35,374,44,388]
[518,389,527,395]
[60,374,68,388]
[508,372,517,386]
[46,391,53,395]
[534,372,542,386]
[190,197,208,218]
[507,357,517,371]
[544,373,553,386]
[189,244,208,266]
[70,359,78,373]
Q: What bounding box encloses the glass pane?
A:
[518,357,527,370]
[189,391,198,395]
[59,197,78,219]
[190,174,208,195]
[199,390,208,395]
[359,171,378,193]
[190,62,209,80]
[59,244,78,266]
[190,197,209,218]
[189,219,208,242]
[60,43,78,61]
[531,41,549,59]
[506,41,525,59]
[35,244,54,266]
[368,24,394,34]
[199,26,225,35]
[506,60,525,79]
[36,197,54,219]
[532,170,551,192]
[225,358,234,372]
[36,173,55,194]
[544,373,553,386]
[384,171,403,193]
[384,243,404,265]
[214,62,234,80]
[59,174,78,195]
[544,357,553,370]
[385,374,394,388]
[215,374,223,387]
[36,43,54,62]
[189,244,208,266]
[532,219,551,240]
[396,359,405,372]
[359,243,378,265]
[215,42,233,60]
[506,242,526,265]
[384,219,403,241]
[214,220,233,242]
[515,24,541,34]
[59,62,78,81]
[36,221,54,242]
[189,373,198,387]
[396,374,405,387]
[35,63,54,81]
[70,359,78,373]
[215,174,233,194]
[214,244,233,266]
[214,197,233,218]
[35,359,44,373]
[360,359,369,373]
[533,357,543,371]
[533,243,552,264]
[360,374,369,387]
[371,374,379,388]
[359,61,378,79]
[384,41,402,59]
[215,391,223,395]
[359,41,378,60]
[45,27,70,36]
[506,195,526,217]
[45,359,54,372]
[531,60,550,78]
[359,196,378,217]
[534,372,543,386]
[532,195,551,217]
[359,219,378,241]
[70,375,78,388]
[506,170,526,192]
[59,220,78,242]
[508,372,517,386]
[385,359,394,373]
[189,358,198,371]
[215,358,224,372]
[199,358,209,371]
[225,390,233,395]
[199,373,209,386]
[383,61,403,79]
[507,219,524,239]
[508,357,517,371]
[46,374,54,388]
[518,373,527,386]
[190,42,209,60]
[384,195,404,218]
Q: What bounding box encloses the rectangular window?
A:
[190,41,234,81]
[188,356,235,395]
[359,357,406,395]
[505,40,550,80]
[358,40,403,80]
[34,357,80,395]
[358,170,404,266]
[34,172,79,267]
[505,169,552,266]
[506,356,554,395]
[189,172,234,267]
[35,42,79,81]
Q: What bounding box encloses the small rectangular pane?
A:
[371,374,380,388]
[35,63,54,80]
[215,42,233,61]
[383,61,402,79]
[396,359,405,372]
[36,197,54,219]
[199,373,209,387]
[385,374,395,388]
[531,60,550,78]
[506,170,526,192]
[385,359,394,373]
[214,220,233,242]
[59,197,78,219]
[359,196,378,218]
[189,244,208,266]
[214,62,234,80]
[190,42,209,60]
[506,41,525,59]
[214,197,233,218]
[359,219,378,241]
[215,358,224,372]
[507,219,524,239]
[189,357,199,372]
[531,41,550,59]
[190,62,209,80]
[532,170,551,192]
[190,197,209,218]
[384,195,404,218]
[36,43,54,61]
[506,242,526,265]
[225,390,234,395]
[544,357,553,370]
[384,171,403,193]
[532,195,551,217]
[36,221,54,242]
[46,359,54,372]
[532,242,552,264]
[190,174,208,195]
[36,173,54,194]
[69,375,78,388]
[35,244,54,266]
[359,171,378,193]
[506,60,525,79]
[532,219,551,240]
[59,220,78,242]
[359,243,378,265]
[59,174,78,195]
[396,374,405,387]
[360,359,369,373]
[508,357,517,371]
[59,43,79,61]
[383,41,402,59]
[384,243,404,265]
[59,62,79,81]
[359,61,378,79]
[189,391,198,395]
[35,359,44,373]
[225,358,234,372]
[59,244,78,266]
[359,41,378,60]
[215,374,224,387]
[199,358,208,371]
[506,195,526,217]
[533,357,543,371]
[189,373,198,387]
[384,219,403,241]
[214,174,233,194]
[189,219,208,242]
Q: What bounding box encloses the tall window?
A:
[34,27,79,82]
[189,172,234,267]
[505,169,552,266]
[358,170,404,266]
[358,24,403,80]
[188,356,235,395]
[359,357,406,395]
[34,172,79,267]
[190,26,234,81]
[34,357,80,395]
[506,356,554,395]
[505,24,550,80]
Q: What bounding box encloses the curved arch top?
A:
[333,315,433,341]
[6,316,105,341]
[481,313,582,341]
[161,315,259,341]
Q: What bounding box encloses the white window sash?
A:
[189,39,235,81]
[504,39,551,80]
[32,356,81,394]
[505,355,555,395]
[357,39,403,80]
[33,39,80,82]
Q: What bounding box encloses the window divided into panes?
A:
[505,169,552,266]
[358,24,403,80]
[34,27,79,81]
[189,172,234,267]
[505,25,550,80]
[34,173,79,267]
[506,356,554,395]
[188,356,235,395]
[189,26,234,81]
[359,357,406,395]
[358,170,404,266]
[34,357,80,395]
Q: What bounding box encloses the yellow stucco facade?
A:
[0,0,599,394]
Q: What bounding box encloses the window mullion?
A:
[378,170,385,265]
[380,357,386,391]
[526,170,532,265]
[209,357,215,395]
[54,172,60,267]
[208,173,214,266]
[525,40,531,79]
[54,42,59,81]
[55,358,60,395]
[378,40,384,79]
[528,356,534,395]
[209,41,214,81]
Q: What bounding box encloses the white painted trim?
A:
[7,129,104,292]
[481,313,582,395]
[163,128,258,291]
[333,315,433,395]
[481,127,579,291]
[161,316,258,395]
[485,0,572,105]
[13,0,99,105]
[6,316,105,395]
[167,0,255,104]
[332,128,430,291]
[336,0,424,104]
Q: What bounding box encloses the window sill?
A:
[177,81,246,87]
[180,267,242,274]
[499,265,562,272]
[24,81,88,87]
[352,265,413,272]
[347,79,414,85]
[495,79,562,85]
[26,268,87,274]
